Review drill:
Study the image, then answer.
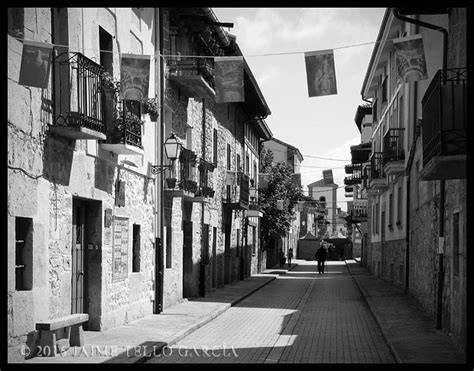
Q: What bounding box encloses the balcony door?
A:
[381,211,386,278]
[72,199,88,316]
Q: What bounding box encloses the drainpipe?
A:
[199,99,206,297]
[392,8,448,330]
[154,7,164,314]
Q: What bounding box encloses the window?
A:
[253,161,258,183]
[202,224,209,264]
[398,96,404,128]
[132,224,141,272]
[237,154,241,172]
[453,212,460,276]
[8,8,24,38]
[382,74,388,103]
[227,143,231,171]
[397,185,402,224]
[15,217,33,291]
[389,193,393,226]
[415,161,420,210]
[373,98,378,122]
[165,226,172,268]
[399,264,404,284]
[99,27,113,74]
[372,205,376,233]
[319,196,326,209]
[213,129,218,165]
[376,203,379,234]
[246,154,250,175]
[251,226,257,255]
[236,229,240,257]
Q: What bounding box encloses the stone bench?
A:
[36,313,89,356]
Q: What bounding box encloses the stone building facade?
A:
[8,7,159,348]
[160,8,272,303]
[8,7,273,354]
[358,8,466,352]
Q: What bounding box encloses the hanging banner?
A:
[214,56,245,103]
[393,34,428,83]
[120,53,150,101]
[304,49,337,97]
[18,40,53,89]
[323,169,334,184]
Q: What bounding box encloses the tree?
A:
[259,148,305,250]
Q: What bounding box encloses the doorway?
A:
[224,222,231,285]
[182,220,193,298]
[71,197,102,330]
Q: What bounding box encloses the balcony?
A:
[245,202,264,218]
[168,58,216,99]
[369,152,387,190]
[344,176,362,186]
[420,68,466,180]
[345,163,362,175]
[164,148,197,198]
[383,128,405,176]
[101,110,144,155]
[50,52,106,140]
[224,171,249,210]
[191,159,216,203]
[351,199,368,222]
[350,142,371,164]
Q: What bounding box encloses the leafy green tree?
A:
[259,148,305,250]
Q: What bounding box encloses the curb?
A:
[133,274,279,363]
[345,261,402,364]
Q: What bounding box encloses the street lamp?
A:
[151,133,182,175]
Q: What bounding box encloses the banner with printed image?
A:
[18,40,53,89]
[214,56,245,103]
[120,53,150,101]
[304,49,337,97]
[393,34,428,83]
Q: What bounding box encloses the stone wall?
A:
[8,8,158,347]
[381,238,406,288]
[442,179,466,351]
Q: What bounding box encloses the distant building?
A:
[307,170,338,239]
[262,137,303,267]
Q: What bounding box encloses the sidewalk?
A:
[8,263,297,364]
[345,258,466,364]
[8,259,467,364]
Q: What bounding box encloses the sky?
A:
[212,7,386,211]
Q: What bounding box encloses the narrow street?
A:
[147,261,395,363]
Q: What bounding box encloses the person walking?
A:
[287,248,294,268]
[279,248,286,268]
[315,245,328,274]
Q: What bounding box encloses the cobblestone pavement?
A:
[147,261,395,363]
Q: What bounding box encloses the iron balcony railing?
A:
[178,148,198,192]
[383,128,405,164]
[197,159,216,198]
[168,58,215,90]
[55,52,106,133]
[345,163,362,175]
[370,152,385,181]
[361,165,370,189]
[105,101,143,148]
[344,176,361,186]
[421,67,466,167]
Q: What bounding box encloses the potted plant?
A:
[143,98,159,121]
[178,179,198,194]
[201,186,215,198]
[109,110,143,146]
[165,178,177,189]
[101,71,121,101]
